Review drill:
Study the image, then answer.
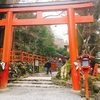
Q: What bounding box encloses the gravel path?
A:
[0,87,85,100]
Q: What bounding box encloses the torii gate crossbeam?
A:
[0,1,93,90]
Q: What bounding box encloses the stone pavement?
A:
[7,71,71,88]
[0,71,96,100]
[7,72,63,88]
[0,72,99,100]
[32,71,57,77]
[0,86,86,100]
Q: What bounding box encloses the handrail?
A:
[0,48,46,64]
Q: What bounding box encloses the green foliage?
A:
[65,60,70,76]
[14,25,57,58]
[16,12,36,19]
[0,0,6,4]
[56,60,70,80]
[56,47,69,57]
[56,70,61,79]
[39,64,45,72]
[9,62,33,80]
[0,3,57,58]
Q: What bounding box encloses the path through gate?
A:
[0,1,93,90]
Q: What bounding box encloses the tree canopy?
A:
[76,0,100,56]
[12,12,58,57]
[13,25,57,57]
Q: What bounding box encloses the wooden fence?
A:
[0,48,46,64]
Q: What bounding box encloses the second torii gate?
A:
[0,1,93,90]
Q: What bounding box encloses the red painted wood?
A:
[1,12,13,89]
[0,2,93,13]
[67,8,80,90]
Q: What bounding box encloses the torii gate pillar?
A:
[67,8,80,90]
[0,11,13,89]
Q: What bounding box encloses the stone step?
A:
[8,76,62,88]
[7,83,63,88]
[13,80,53,84]
[19,77,52,81]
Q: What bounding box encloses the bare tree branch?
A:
[90,46,95,55]
[43,11,66,18]
[76,26,83,40]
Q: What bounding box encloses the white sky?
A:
[42,11,68,42]
[40,0,68,42]
[51,25,68,42]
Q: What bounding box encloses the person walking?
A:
[44,61,52,74]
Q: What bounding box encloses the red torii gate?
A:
[0,1,93,90]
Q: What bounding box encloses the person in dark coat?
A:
[62,58,66,65]
[44,61,51,74]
